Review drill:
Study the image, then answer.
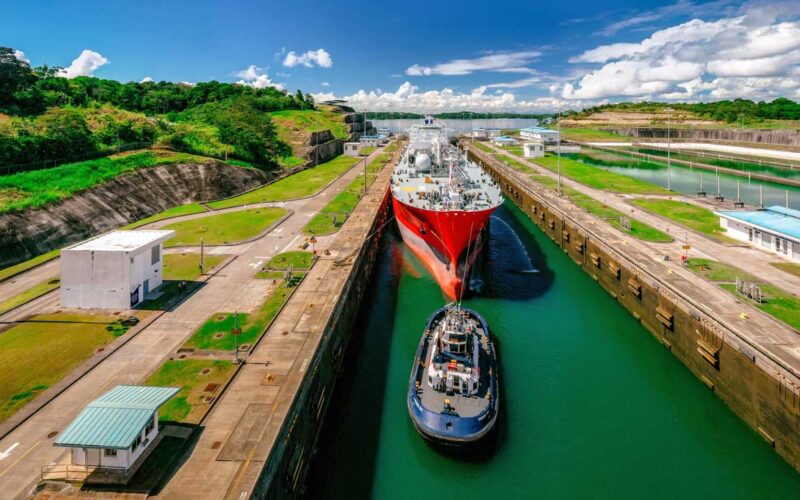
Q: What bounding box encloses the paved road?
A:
[0,148,386,499]
[485,142,800,298]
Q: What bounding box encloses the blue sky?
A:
[5,0,800,111]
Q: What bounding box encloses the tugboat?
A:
[391,117,503,299]
[407,304,499,445]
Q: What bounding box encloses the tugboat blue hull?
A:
[407,306,499,446]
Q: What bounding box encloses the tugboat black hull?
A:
[407,306,499,446]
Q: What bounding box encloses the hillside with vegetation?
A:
[365,111,552,120]
[560,99,800,129]
[0,46,318,171]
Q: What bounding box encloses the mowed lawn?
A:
[560,127,627,142]
[0,277,60,315]
[533,154,670,195]
[208,155,359,209]
[0,249,60,282]
[0,313,134,422]
[163,207,286,247]
[144,359,236,423]
[163,252,226,281]
[125,203,208,229]
[631,198,730,240]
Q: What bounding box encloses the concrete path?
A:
[0,147,389,500]
[485,143,800,300]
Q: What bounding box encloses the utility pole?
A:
[199,226,207,274]
[557,108,562,196]
[666,107,673,191]
[760,184,764,207]
[232,312,240,364]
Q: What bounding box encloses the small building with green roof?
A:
[54,385,178,480]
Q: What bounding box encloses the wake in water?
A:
[471,206,553,300]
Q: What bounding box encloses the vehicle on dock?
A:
[407,304,499,445]
[391,116,503,299]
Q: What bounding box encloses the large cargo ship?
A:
[391,118,503,298]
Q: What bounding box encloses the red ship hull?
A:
[393,196,497,298]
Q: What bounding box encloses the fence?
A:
[631,142,799,171]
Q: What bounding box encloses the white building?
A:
[717,205,800,260]
[53,385,178,484]
[491,135,519,146]
[523,141,545,158]
[359,135,383,147]
[520,126,560,144]
[344,142,363,156]
[60,230,175,310]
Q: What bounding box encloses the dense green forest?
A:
[365,111,554,120]
[565,98,800,123]
[0,46,316,170]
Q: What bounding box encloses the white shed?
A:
[523,142,545,158]
[60,230,175,310]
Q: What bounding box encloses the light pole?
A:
[199,226,207,274]
[231,312,241,364]
[666,107,673,191]
[556,108,562,196]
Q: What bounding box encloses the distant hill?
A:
[561,99,800,128]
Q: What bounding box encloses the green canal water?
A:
[306,203,800,499]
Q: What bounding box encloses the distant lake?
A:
[370,118,541,135]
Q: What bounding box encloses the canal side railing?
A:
[575,142,800,190]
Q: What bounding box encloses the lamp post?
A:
[231,312,241,364]
[199,226,207,274]
[556,108,562,197]
[666,107,673,191]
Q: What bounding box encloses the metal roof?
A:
[68,230,175,253]
[55,386,179,449]
[717,205,800,242]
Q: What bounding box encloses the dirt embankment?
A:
[0,162,267,267]
[561,110,717,127]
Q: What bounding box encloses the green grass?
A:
[0,249,60,282]
[163,207,286,247]
[384,142,399,153]
[277,155,306,168]
[264,251,314,270]
[0,150,213,214]
[208,155,360,209]
[629,147,798,178]
[528,174,672,242]
[182,280,295,351]
[630,199,729,240]
[0,277,60,315]
[687,258,800,330]
[501,145,523,156]
[360,146,377,156]
[163,252,226,281]
[270,109,349,139]
[0,313,134,422]
[560,127,627,142]
[302,155,387,235]
[125,203,208,229]
[144,359,236,423]
[472,142,494,153]
[769,262,800,278]
[533,154,671,194]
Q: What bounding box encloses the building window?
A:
[104,449,117,457]
[146,416,155,434]
[151,245,160,265]
[132,434,142,451]
[748,228,753,242]
[776,238,782,252]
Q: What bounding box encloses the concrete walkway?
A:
[485,142,800,301]
[0,147,390,499]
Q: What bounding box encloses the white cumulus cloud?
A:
[561,2,800,102]
[235,64,285,90]
[13,50,29,63]
[283,48,332,68]
[58,49,109,78]
[312,81,580,113]
[140,76,154,83]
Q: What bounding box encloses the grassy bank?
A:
[0,249,60,282]
[125,203,208,229]
[163,207,286,247]
[0,313,137,422]
[0,150,213,214]
[303,154,389,235]
[687,258,800,330]
[144,359,236,423]
[533,154,670,195]
[0,277,60,316]
[208,155,359,209]
[560,127,627,142]
[630,199,730,241]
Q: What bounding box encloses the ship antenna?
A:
[458,220,475,307]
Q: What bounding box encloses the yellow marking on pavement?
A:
[0,440,41,479]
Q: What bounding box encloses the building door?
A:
[85,448,100,467]
[748,228,753,242]
[143,279,150,295]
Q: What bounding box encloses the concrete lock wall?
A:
[61,249,131,310]
[252,187,393,498]
[469,149,800,474]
